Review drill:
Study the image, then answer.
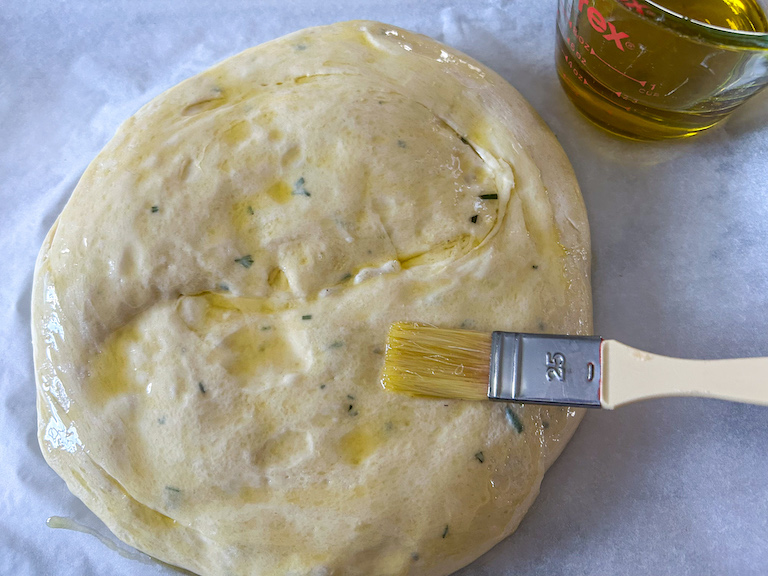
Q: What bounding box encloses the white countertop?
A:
[3,1,767,574]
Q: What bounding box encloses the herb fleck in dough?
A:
[32,20,592,576]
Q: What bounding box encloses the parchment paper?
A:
[2,1,767,574]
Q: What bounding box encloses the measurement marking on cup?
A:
[615,91,638,105]
[561,45,632,110]
[560,48,590,85]
[590,47,646,86]
[613,92,633,109]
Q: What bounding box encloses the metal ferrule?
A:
[488,332,603,407]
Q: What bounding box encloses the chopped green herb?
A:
[411,552,420,561]
[320,384,326,389]
[532,264,539,270]
[217,283,230,291]
[165,485,182,506]
[158,416,166,425]
[442,525,449,539]
[397,139,407,149]
[330,341,344,349]
[347,394,355,400]
[505,407,523,433]
[470,214,478,224]
[474,451,485,463]
[261,325,272,331]
[198,382,206,394]
[479,193,498,200]
[292,177,311,196]
[235,255,254,268]
[538,321,546,331]
[339,273,352,282]
[296,43,307,51]
[348,404,354,411]
[247,205,254,215]
[372,347,384,355]
[542,419,550,429]
[302,314,312,320]
[151,205,159,213]
[460,136,469,145]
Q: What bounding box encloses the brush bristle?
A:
[380,322,492,400]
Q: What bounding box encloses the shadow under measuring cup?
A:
[556,0,768,139]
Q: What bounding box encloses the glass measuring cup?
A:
[555,0,768,139]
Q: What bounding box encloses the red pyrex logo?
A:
[578,0,630,51]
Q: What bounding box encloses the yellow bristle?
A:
[380,322,492,400]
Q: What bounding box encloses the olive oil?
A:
[658,0,768,31]
[556,0,768,139]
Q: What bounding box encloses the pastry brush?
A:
[379,322,768,408]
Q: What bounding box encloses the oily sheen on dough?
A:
[32,21,592,576]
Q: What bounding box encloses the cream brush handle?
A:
[600,340,768,409]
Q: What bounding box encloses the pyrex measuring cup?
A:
[556,0,768,139]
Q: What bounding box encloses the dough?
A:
[32,21,592,576]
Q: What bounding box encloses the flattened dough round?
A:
[32,21,592,576]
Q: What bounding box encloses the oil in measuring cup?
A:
[555,0,768,139]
